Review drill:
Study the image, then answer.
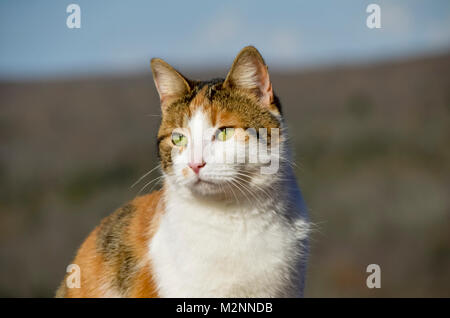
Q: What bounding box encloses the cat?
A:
[56,46,309,298]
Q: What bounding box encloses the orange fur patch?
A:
[57,190,164,298]
[215,110,244,128]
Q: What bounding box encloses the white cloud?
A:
[426,13,450,48]
[197,9,243,49]
[267,28,302,61]
[190,9,303,67]
[381,2,412,35]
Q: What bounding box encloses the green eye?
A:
[171,132,187,146]
[216,127,235,141]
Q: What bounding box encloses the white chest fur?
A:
[149,185,309,298]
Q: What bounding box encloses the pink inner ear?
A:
[261,76,273,106]
[258,65,273,107]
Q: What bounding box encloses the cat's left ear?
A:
[223,46,276,112]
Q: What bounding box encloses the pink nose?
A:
[189,161,206,174]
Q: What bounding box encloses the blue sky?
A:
[0,0,449,79]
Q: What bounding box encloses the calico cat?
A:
[56,46,309,298]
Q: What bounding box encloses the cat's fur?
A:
[56,46,309,298]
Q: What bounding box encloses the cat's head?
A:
[151,46,286,201]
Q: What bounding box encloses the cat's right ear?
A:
[150,58,190,106]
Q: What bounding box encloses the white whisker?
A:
[130,164,161,188]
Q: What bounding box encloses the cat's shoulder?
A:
[98,190,165,247]
[57,190,164,297]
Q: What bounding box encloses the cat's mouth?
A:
[194,177,216,186]
[189,175,225,193]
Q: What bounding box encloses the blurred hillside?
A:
[0,53,449,297]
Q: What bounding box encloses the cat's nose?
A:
[189,161,206,174]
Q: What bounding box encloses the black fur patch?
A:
[96,204,138,293]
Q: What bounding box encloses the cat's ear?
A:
[151,58,190,106]
[223,46,274,110]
